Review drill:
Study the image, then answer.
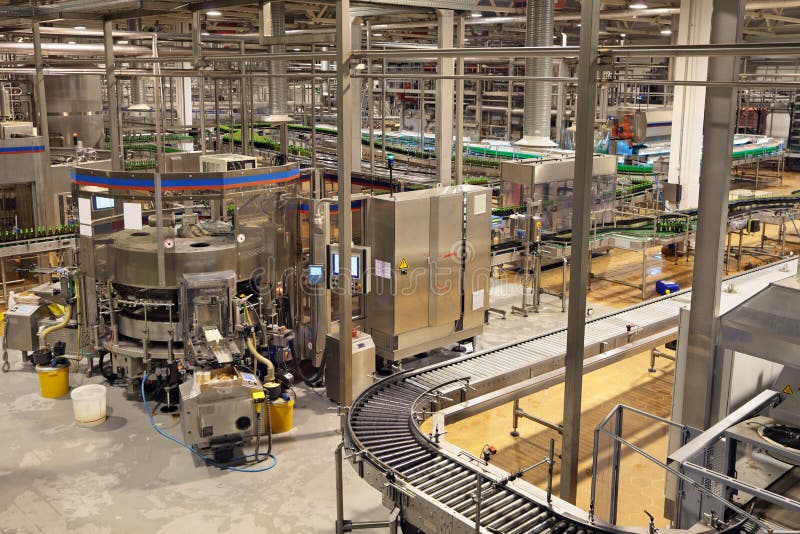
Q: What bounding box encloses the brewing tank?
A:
[44,74,104,148]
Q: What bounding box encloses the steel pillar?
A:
[240,41,249,156]
[366,21,375,181]
[435,9,455,185]
[681,0,746,430]
[336,0,354,406]
[560,0,600,504]
[192,11,205,154]
[102,21,121,171]
[31,21,51,226]
[454,15,465,185]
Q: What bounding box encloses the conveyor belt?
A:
[343,262,792,533]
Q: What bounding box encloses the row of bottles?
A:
[657,219,689,234]
[1,223,77,242]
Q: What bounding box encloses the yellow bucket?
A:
[36,361,69,398]
[268,398,294,434]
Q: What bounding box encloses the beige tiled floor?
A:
[436,350,676,528]
[439,170,800,530]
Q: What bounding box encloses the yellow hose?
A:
[247,336,275,383]
[39,305,71,350]
[244,306,274,383]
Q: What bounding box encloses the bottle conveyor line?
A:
[344,260,799,534]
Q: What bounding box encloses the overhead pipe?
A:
[357,41,800,60]
[366,1,800,30]
[0,0,141,17]
[13,27,155,39]
[15,27,337,44]
[518,0,557,148]
[5,0,799,36]
[0,42,150,56]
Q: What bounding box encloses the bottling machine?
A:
[2,144,495,450]
[71,154,302,387]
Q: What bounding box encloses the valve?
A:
[481,444,497,463]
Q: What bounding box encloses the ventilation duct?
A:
[517,0,557,148]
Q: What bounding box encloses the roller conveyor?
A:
[344,261,798,534]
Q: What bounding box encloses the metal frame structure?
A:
[0,235,76,303]
[343,259,796,533]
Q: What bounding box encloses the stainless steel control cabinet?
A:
[365,185,491,360]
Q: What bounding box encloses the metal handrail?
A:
[589,404,774,533]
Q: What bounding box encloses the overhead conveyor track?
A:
[344,260,798,534]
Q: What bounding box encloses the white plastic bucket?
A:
[71,384,108,427]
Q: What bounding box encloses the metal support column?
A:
[476,74,483,139]
[240,41,249,156]
[214,80,220,151]
[454,15,465,185]
[506,59,513,142]
[336,0,354,406]
[366,21,375,180]
[560,0,600,504]
[435,9,454,185]
[192,11,205,154]
[32,22,51,226]
[102,20,121,171]
[381,57,387,156]
[682,0,746,430]
[350,21,362,171]
[311,47,318,168]
[556,58,566,145]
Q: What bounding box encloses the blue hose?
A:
[141,372,278,473]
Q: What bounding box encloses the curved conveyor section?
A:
[344,262,796,533]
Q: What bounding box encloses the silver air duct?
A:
[126,19,151,111]
[517,0,557,148]
[265,1,291,123]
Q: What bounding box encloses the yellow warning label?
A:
[398,258,409,270]
[783,384,794,395]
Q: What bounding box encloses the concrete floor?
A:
[0,277,593,534]
[0,356,387,534]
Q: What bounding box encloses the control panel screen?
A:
[326,244,370,294]
[93,196,115,210]
[308,264,324,285]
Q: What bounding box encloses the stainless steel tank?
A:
[44,74,104,148]
[110,229,265,289]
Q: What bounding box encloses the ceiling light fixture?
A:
[660,25,672,35]
[628,1,648,9]
[68,41,76,45]
[470,11,482,18]
[293,48,300,51]
[207,10,222,16]
[74,25,86,30]
[118,40,129,45]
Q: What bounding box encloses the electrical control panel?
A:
[326,244,370,295]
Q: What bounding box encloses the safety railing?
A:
[589,404,777,533]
